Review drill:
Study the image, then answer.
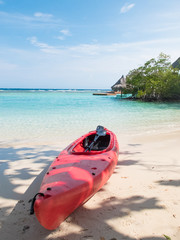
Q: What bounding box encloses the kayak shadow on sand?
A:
[0,145,60,204]
[0,143,169,240]
[62,194,166,240]
[0,164,51,239]
[0,144,60,239]
[0,171,166,240]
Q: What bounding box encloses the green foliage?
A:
[125,53,180,101]
[163,234,171,240]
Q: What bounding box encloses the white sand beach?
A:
[0,130,180,240]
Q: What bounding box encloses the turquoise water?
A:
[0,89,180,144]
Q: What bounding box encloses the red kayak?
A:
[30,126,119,230]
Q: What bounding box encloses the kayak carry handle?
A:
[30,193,44,215]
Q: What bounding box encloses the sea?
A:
[0,89,180,145]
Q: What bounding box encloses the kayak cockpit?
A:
[71,132,111,154]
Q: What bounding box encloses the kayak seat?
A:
[83,134,110,151]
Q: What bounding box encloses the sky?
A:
[0,0,180,89]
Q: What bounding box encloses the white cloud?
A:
[150,25,180,33]
[0,11,61,28]
[34,12,53,19]
[120,3,135,13]
[28,36,180,60]
[57,36,65,41]
[28,36,64,54]
[28,36,100,55]
[60,29,71,36]
[57,29,72,41]
[69,44,100,56]
[158,11,180,19]
[28,36,50,48]
[2,37,179,88]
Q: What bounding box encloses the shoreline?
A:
[0,130,180,240]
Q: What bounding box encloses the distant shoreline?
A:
[0,88,111,91]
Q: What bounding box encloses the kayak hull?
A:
[34,128,119,230]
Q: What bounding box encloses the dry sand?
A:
[0,130,180,240]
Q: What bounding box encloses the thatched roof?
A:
[172,57,180,70]
[111,75,126,91]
